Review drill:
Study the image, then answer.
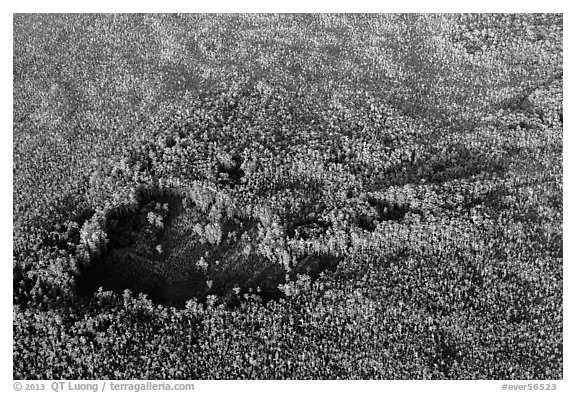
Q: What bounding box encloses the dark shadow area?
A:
[164,135,176,148]
[216,154,244,188]
[75,189,341,308]
[370,198,411,221]
[76,191,184,300]
[370,143,511,190]
[291,254,341,281]
[355,198,421,232]
[357,215,379,232]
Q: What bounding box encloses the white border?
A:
[3,1,570,13]
[3,3,572,391]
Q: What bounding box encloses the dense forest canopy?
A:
[13,14,562,379]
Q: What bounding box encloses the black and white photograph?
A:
[8,5,570,390]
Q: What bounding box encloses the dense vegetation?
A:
[13,14,562,379]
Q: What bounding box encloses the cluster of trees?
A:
[14,13,562,379]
